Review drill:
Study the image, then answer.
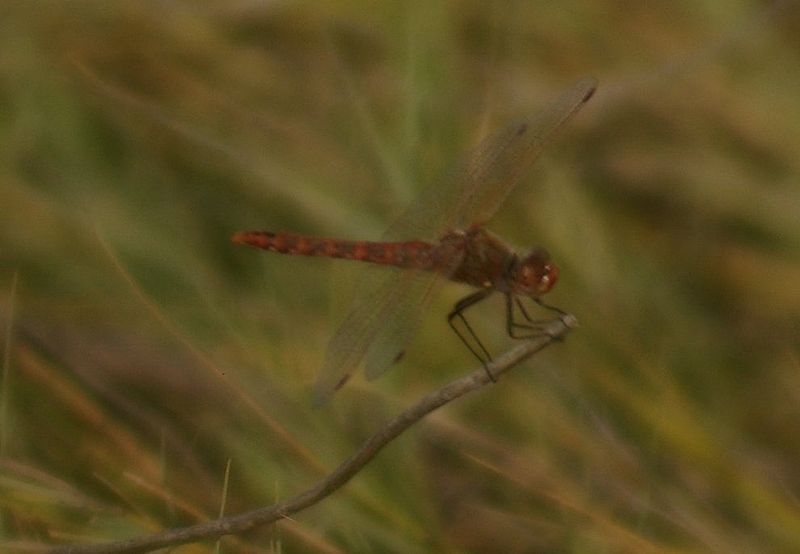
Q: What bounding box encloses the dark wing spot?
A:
[334,373,351,391]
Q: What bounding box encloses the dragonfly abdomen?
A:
[232,231,438,269]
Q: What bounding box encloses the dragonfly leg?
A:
[535,297,567,316]
[448,288,495,381]
[506,295,563,339]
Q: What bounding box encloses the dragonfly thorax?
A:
[508,247,559,297]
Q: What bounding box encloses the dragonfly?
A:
[234,77,596,404]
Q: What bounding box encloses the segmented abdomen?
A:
[232,231,438,270]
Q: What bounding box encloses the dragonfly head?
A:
[512,248,559,296]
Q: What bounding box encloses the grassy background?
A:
[2,1,800,552]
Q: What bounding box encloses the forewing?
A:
[314,267,407,405]
[314,266,438,404]
[363,268,445,381]
[384,77,597,241]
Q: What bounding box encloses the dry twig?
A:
[49,314,576,554]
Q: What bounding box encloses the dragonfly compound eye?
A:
[538,262,559,293]
[513,249,559,296]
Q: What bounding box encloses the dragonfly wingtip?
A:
[578,76,598,102]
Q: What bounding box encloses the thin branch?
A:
[49,314,576,554]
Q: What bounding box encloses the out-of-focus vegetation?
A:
[1,1,799,552]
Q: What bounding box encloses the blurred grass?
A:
[1,1,800,552]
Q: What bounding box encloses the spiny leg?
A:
[506,294,546,339]
[533,298,570,340]
[506,295,565,339]
[447,288,495,381]
[535,297,567,316]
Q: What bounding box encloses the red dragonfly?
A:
[234,77,596,404]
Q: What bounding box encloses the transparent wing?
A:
[314,78,596,403]
[385,77,597,240]
[313,264,453,405]
[363,268,446,381]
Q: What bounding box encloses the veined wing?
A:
[384,77,596,241]
[313,260,457,405]
[362,267,445,381]
[314,78,596,403]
